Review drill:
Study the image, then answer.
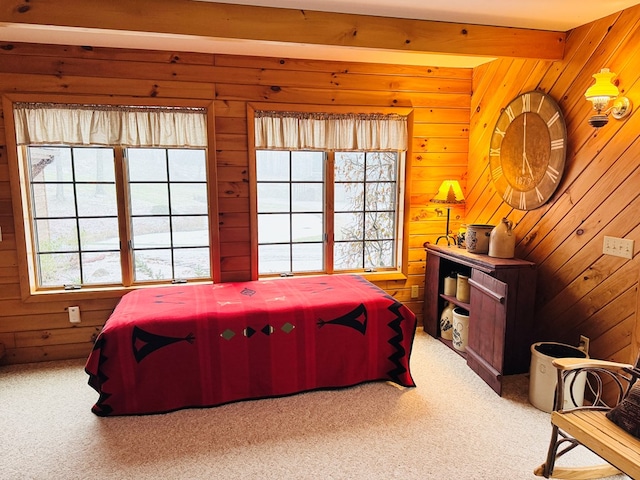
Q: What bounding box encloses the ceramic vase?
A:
[466,224,494,254]
[452,307,470,352]
[443,274,457,296]
[456,274,470,303]
[489,218,515,258]
[439,302,455,340]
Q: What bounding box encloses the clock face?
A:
[489,91,567,210]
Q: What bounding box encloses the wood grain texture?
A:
[466,4,640,365]
[0,39,466,362]
[0,0,565,60]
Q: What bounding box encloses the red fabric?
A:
[85,275,416,416]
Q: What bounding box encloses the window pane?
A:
[174,248,210,279]
[129,184,169,215]
[365,240,394,268]
[127,149,168,181]
[32,183,76,218]
[292,243,323,272]
[366,152,397,181]
[335,212,363,241]
[335,183,364,211]
[334,242,363,270]
[366,183,395,211]
[258,214,290,243]
[257,184,290,212]
[292,213,323,242]
[365,211,395,240]
[81,252,122,284]
[28,147,73,182]
[172,216,209,247]
[258,244,291,274]
[291,151,323,181]
[76,184,118,217]
[134,249,172,281]
[168,149,206,181]
[35,219,78,252]
[73,148,115,182]
[256,150,290,181]
[335,152,365,181]
[79,218,119,251]
[170,183,208,214]
[132,217,171,248]
[38,253,80,287]
[292,183,323,212]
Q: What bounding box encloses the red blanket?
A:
[85,275,416,416]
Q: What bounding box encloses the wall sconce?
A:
[431,180,465,245]
[584,68,632,128]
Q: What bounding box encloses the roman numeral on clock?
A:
[504,185,513,204]
[551,138,564,150]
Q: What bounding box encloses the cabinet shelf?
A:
[439,293,470,311]
[423,244,536,395]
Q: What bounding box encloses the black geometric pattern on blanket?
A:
[132,326,195,363]
[348,275,411,385]
[317,303,368,334]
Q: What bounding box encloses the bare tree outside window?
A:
[256,149,399,275]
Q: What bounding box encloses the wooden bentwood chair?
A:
[535,356,640,479]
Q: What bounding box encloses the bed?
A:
[85,274,416,416]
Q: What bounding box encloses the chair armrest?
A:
[552,358,634,372]
[551,358,638,411]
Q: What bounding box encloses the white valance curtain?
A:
[13,103,207,148]
[254,111,407,151]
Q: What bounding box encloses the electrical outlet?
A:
[579,335,590,355]
[603,236,634,259]
[68,306,81,324]
[410,285,420,298]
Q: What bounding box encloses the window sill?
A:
[360,271,408,282]
[22,280,214,303]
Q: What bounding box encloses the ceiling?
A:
[1,0,638,67]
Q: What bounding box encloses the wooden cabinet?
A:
[423,244,537,395]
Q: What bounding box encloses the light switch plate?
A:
[603,236,634,259]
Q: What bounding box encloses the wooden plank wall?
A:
[0,43,471,364]
[466,5,640,364]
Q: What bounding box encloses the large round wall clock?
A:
[489,91,567,210]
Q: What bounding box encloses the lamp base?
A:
[435,235,457,246]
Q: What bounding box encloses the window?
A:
[256,150,400,275]
[252,107,409,277]
[11,101,211,291]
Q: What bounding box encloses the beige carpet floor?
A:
[0,331,629,479]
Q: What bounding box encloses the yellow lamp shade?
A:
[431,180,465,204]
[585,68,619,101]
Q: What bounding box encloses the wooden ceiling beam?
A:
[0,0,565,60]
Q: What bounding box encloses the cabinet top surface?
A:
[425,244,535,270]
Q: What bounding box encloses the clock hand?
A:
[522,113,527,175]
[523,151,534,177]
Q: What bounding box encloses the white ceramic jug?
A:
[489,218,515,258]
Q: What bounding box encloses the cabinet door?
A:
[466,269,507,394]
[422,252,442,337]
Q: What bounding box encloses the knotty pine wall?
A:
[0,42,470,364]
[466,5,640,364]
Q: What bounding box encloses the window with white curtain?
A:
[12,102,211,289]
[252,109,408,277]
